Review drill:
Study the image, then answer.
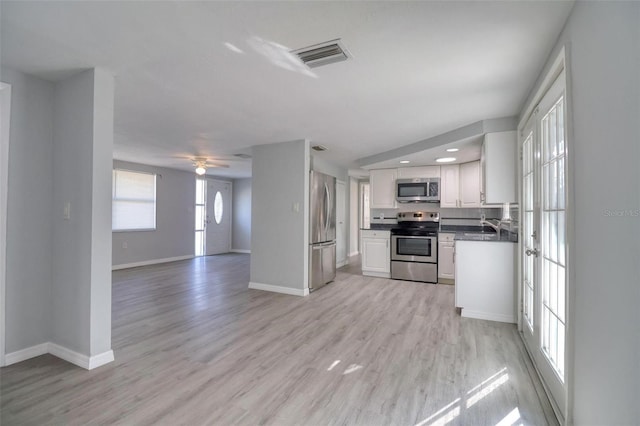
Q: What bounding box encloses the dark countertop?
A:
[440,224,518,243]
[361,223,518,242]
[360,224,395,231]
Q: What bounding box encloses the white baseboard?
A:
[4,343,114,370]
[461,309,516,324]
[5,343,48,366]
[348,251,360,257]
[337,259,348,268]
[248,282,309,297]
[88,350,115,369]
[230,249,251,254]
[112,255,194,271]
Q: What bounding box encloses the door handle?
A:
[525,248,539,257]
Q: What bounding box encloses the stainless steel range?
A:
[391,211,439,283]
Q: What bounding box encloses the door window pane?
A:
[214,191,223,224]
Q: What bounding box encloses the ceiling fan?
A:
[192,157,229,175]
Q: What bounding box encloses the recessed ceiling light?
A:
[436,157,456,163]
[400,160,410,164]
[446,148,459,152]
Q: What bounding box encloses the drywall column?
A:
[51,68,113,368]
[249,140,309,295]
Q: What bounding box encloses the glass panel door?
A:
[520,70,568,419]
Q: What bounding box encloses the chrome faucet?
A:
[480,218,502,236]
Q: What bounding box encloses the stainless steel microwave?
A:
[396,178,440,203]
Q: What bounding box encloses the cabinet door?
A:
[370,169,397,209]
[361,237,390,273]
[397,166,440,179]
[459,161,481,207]
[483,131,517,204]
[438,243,455,279]
[440,165,460,208]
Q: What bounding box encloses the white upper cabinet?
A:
[396,166,440,179]
[482,131,517,204]
[440,164,460,208]
[459,161,481,207]
[369,168,397,209]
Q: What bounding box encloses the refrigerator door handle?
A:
[324,182,331,235]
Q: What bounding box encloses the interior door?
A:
[205,179,231,255]
[336,180,346,266]
[520,70,567,419]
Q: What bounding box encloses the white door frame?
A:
[0,82,12,367]
[517,48,573,424]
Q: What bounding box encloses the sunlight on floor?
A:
[327,360,341,371]
[414,367,519,426]
[343,364,363,375]
[414,398,461,426]
[495,407,522,426]
[466,368,509,408]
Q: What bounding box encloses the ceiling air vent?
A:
[234,153,252,159]
[292,39,351,69]
[312,145,328,152]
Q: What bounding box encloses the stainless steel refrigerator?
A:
[309,171,336,291]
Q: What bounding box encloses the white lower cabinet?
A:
[454,240,516,323]
[438,233,455,280]
[361,230,390,278]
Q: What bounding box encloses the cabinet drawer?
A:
[361,230,390,239]
[439,232,455,243]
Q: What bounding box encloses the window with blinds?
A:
[112,169,157,231]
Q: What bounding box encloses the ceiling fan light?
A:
[195,166,206,175]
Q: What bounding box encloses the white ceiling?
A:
[0,1,574,178]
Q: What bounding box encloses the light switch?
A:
[63,202,71,220]
[292,202,300,213]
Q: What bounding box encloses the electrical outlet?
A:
[122,242,128,249]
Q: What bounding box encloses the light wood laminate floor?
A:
[1,254,556,425]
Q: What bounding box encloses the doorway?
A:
[520,69,568,420]
[194,178,232,257]
[336,180,346,267]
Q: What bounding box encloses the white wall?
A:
[112,161,195,267]
[250,140,309,293]
[1,68,54,353]
[232,178,251,252]
[523,2,640,423]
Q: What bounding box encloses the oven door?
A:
[391,235,437,263]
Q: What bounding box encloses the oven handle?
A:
[391,235,437,240]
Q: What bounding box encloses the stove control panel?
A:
[397,211,440,222]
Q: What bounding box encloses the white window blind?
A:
[112,169,156,231]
